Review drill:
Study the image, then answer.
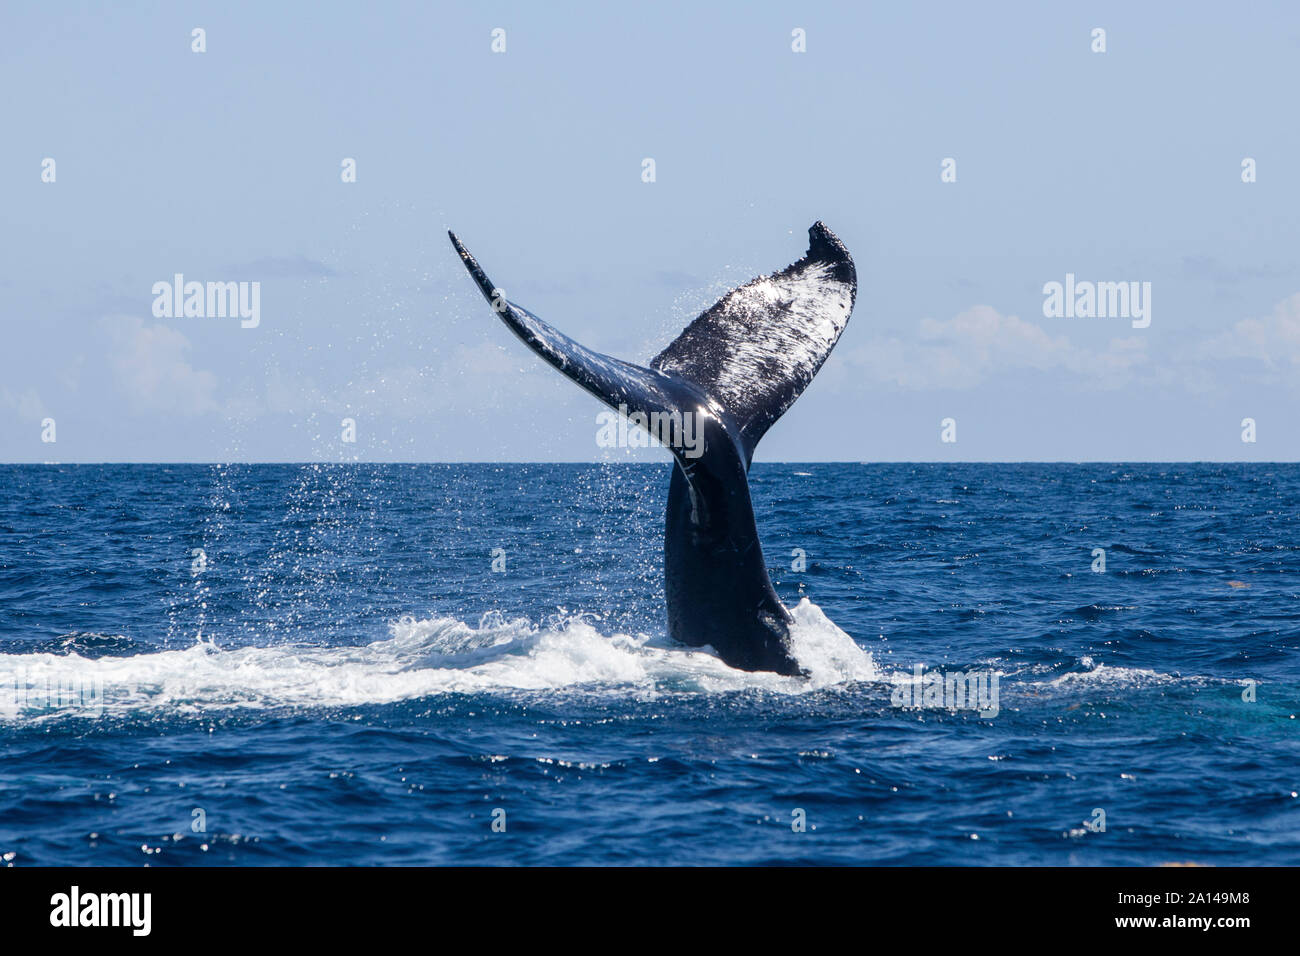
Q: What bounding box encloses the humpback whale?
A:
[450,223,856,675]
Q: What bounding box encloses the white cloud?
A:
[0,386,49,422]
[842,305,1148,390]
[101,316,218,415]
[1187,292,1300,372]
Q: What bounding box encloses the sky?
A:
[2,0,1298,463]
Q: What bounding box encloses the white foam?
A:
[785,598,882,686]
[1047,657,1183,688]
[0,599,881,720]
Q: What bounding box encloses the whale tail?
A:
[649,222,856,460]
[448,223,856,463]
[450,223,856,675]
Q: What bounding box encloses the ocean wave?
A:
[0,600,880,721]
[1046,656,1187,689]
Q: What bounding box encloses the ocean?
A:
[0,462,1296,865]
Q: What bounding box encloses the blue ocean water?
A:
[0,462,1296,866]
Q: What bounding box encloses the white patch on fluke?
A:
[652,257,854,428]
[708,262,850,402]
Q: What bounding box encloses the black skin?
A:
[448,230,804,677]
[663,402,802,675]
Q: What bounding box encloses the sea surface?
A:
[0,462,1296,866]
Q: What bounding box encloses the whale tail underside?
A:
[650,222,856,459]
[448,222,857,462]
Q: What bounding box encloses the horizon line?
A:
[3,459,1297,467]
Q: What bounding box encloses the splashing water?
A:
[0,599,881,721]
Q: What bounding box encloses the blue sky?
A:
[2,1,1298,462]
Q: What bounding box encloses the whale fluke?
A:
[450,223,857,674]
[651,222,856,460]
[448,230,707,467]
